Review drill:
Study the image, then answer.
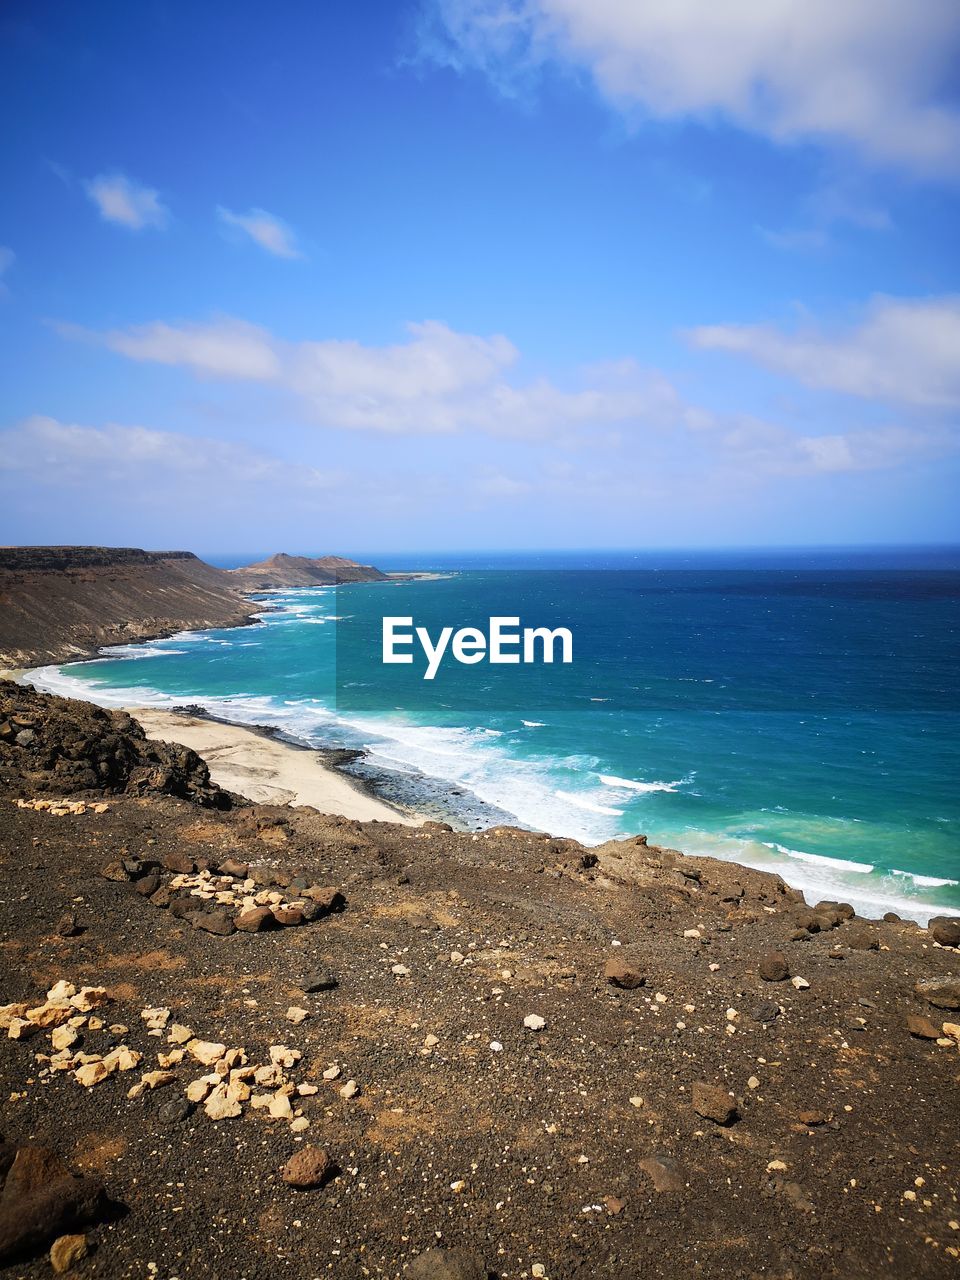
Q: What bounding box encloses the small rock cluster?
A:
[101,852,344,937]
[11,797,110,817]
[4,980,358,1138]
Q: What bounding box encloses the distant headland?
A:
[0,546,385,669]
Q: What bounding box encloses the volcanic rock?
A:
[0,1146,107,1265]
[906,1014,941,1040]
[758,951,790,981]
[915,976,960,1010]
[235,906,274,932]
[638,1154,685,1192]
[929,917,960,948]
[691,1082,738,1125]
[281,1146,334,1188]
[302,971,338,993]
[604,957,645,989]
[750,1000,781,1023]
[407,1247,488,1280]
[190,910,235,936]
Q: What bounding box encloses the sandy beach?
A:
[127,706,420,825]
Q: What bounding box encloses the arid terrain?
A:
[0,548,387,669]
[1,678,959,1278]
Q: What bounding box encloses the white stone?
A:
[188,1040,226,1066]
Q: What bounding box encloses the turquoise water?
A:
[30,561,960,924]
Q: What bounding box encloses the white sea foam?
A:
[598,773,683,794]
[891,868,959,889]
[553,790,624,817]
[762,842,874,875]
[521,720,545,728]
[677,831,957,926]
[98,645,187,659]
[166,631,235,644]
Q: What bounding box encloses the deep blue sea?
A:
[30,549,960,924]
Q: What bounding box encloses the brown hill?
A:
[0,546,254,669]
[228,552,387,590]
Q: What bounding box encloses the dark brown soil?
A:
[1,683,958,1278]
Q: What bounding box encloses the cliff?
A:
[0,547,389,670]
[0,546,255,669]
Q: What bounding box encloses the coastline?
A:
[19,646,958,925]
[14,571,957,927]
[126,706,421,825]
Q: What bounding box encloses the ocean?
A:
[29,549,960,925]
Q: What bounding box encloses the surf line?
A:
[382,615,573,681]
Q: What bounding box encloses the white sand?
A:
[127,707,420,825]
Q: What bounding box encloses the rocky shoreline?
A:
[1,679,959,1278]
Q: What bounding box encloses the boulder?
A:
[906,1014,941,1040]
[0,1146,107,1265]
[846,927,879,951]
[929,917,960,948]
[281,1146,334,1189]
[302,886,345,914]
[218,858,249,878]
[691,1082,738,1125]
[271,907,305,927]
[638,1154,685,1192]
[407,1248,488,1280]
[100,861,130,882]
[604,957,646,989]
[758,952,790,982]
[190,910,235,936]
[235,907,274,933]
[168,897,199,919]
[161,852,196,874]
[914,976,960,1010]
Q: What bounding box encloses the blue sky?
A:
[1,0,959,554]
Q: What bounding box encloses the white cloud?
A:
[687,295,960,408]
[217,207,303,259]
[716,416,953,475]
[89,317,283,381]
[418,0,960,175]
[63,315,691,438]
[0,416,337,499]
[84,173,170,230]
[54,310,958,484]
